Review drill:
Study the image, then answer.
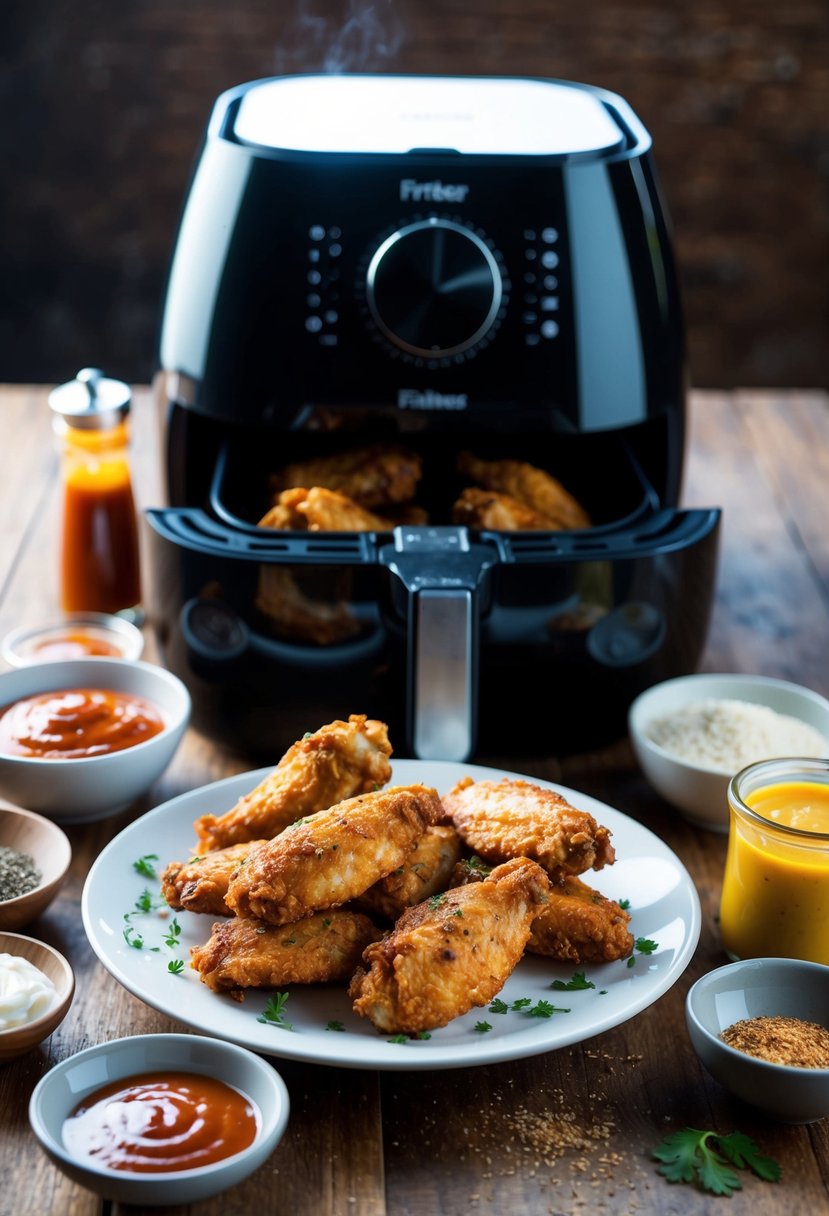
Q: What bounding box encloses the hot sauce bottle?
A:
[48,368,142,618]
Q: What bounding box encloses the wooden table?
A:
[1,385,828,1215]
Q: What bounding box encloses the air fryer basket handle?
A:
[382,527,496,763]
[412,588,477,762]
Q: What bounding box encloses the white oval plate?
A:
[82,759,700,1071]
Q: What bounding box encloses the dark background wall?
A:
[3,0,828,390]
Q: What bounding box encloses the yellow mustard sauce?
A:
[719,781,829,965]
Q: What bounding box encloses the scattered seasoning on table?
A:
[0,846,41,901]
[721,1014,829,1068]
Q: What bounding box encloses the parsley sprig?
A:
[257,991,293,1031]
[551,971,595,991]
[653,1128,781,1196]
[133,854,159,880]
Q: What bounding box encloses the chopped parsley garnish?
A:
[526,1000,570,1018]
[635,937,659,955]
[428,893,447,909]
[162,919,182,949]
[388,1033,408,1044]
[551,971,595,991]
[488,998,509,1014]
[132,854,159,880]
[325,1020,345,1032]
[510,997,532,1011]
[618,897,631,910]
[653,1128,781,1196]
[133,888,162,914]
[474,1021,493,1034]
[167,958,185,975]
[257,992,293,1030]
[123,921,145,950]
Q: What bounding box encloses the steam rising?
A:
[273,0,405,75]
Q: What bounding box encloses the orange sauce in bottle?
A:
[59,421,141,615]
[62,1071,260,1173]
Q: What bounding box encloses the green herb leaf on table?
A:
[653,1128,781,1196]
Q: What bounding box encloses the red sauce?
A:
[59,423,141,615]
[62,1071,260,1173]
[0,688,165,758]
[31,631,124,660]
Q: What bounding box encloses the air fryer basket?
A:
[145,419,720,761]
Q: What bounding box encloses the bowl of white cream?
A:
[0,932,74,1059]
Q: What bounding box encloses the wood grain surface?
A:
[0,386,827,1215]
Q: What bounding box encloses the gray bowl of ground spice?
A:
[686,957,829,1123]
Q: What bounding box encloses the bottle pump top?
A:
[48,368,131,429]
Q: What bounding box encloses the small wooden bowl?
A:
[0,806,72,931]
[0,931,75,1060]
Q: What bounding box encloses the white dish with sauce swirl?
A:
[28,1032,290,1205]
[0,659,190,822]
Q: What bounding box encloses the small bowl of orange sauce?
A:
[28,1032,290,1205]
[2,613,144,668]
[0,658,190,822]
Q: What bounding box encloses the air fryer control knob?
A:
[366,218,503,358]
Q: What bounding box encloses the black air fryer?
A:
[147,73,720,761]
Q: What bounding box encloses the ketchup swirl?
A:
[62,1071,260,1173]
[0,688,165,759]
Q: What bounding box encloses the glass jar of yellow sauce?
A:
[720,758,829,964]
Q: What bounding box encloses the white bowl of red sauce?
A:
[2,613,144,666]
[28,1032,290,1205]
[0,658,190,822]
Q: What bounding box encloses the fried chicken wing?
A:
[349,856,551,1034]
[254,565,362,645]
[451,486,555,531]
[225,784,443,925]
[354,824,463,922]
[161,841,261,917]
[270,443,422,509]
[194,714,393,852]
[526,874,633,964]
[441,777,615,878]
[457,451,591,529]
[189,910,382,995]
[260,486,395,532]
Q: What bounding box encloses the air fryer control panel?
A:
[190,156,579,427]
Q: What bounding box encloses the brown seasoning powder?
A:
[721,1014,829,1068]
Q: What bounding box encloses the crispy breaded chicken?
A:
[161,841,263,917]
[451,486,554,531]
[457,451,591,529]
[527,874,633,964]
[194,714,393,852]
[259,486,395,532]
[270,443,422,509]
[441,777,615,878]
[225,784,443,925]
[354,824,463,922]
[349,856,551,1034]
[189,910,382,995]
[254,565,362,645]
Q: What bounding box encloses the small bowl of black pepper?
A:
[686,957,829,1123]
[0,806,72,931]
